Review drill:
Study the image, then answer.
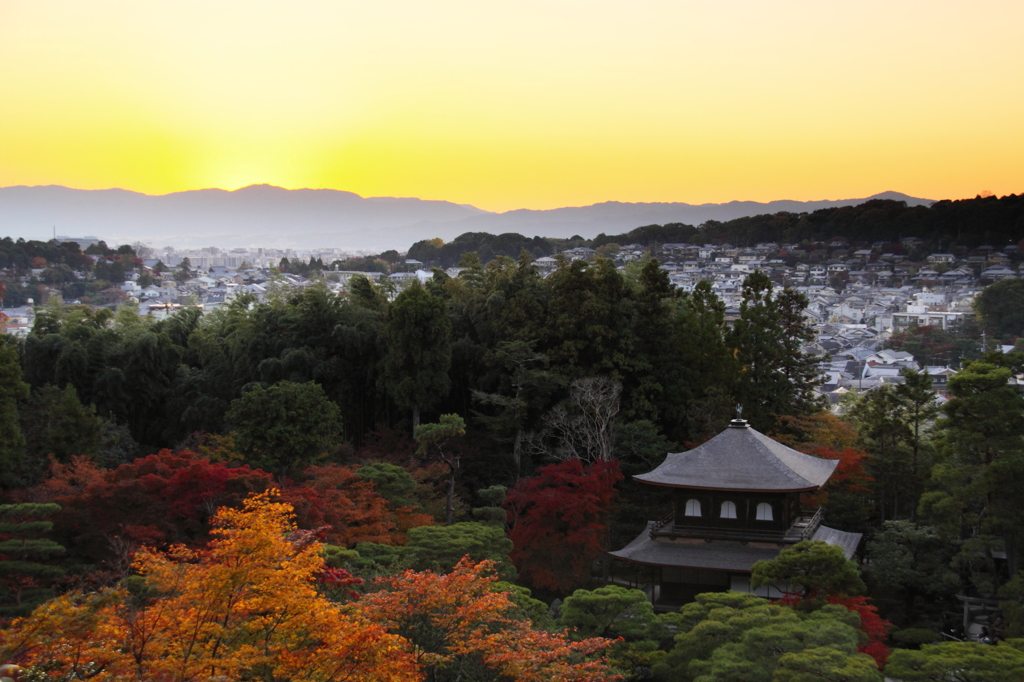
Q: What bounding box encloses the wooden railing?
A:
[649,507,824,543]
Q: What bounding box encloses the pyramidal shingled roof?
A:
[635,420,839,492]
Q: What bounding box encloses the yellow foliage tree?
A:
[1,491,415,681]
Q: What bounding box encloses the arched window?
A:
[684,499,702,517]
[720,501,737,519]
[756,502,774,521]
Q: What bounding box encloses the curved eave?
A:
[632,476,821,494]
[604,551,757,573]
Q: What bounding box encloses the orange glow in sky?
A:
[1,1,1021,211]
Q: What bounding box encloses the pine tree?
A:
[0,502,65,617]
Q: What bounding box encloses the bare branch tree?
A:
[535,377,621,464]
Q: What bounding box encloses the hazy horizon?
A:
[2,1,1021,214]
[0,182,952,213]
[0,185,940,251]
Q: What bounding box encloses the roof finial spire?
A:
[730,404,748,428]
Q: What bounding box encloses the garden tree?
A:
[0,337,29,485]
[91,310,183,448]
[851,385,918,522]
[560,585,661,639]
[470,485,507,527]
[415,413,466,526]
[770,413,874,533]
[485,251,549,346]
[403,522,515,579]
[895,368,939,481]
[28,451,273,565]
[505,458,621,593]
[282,464,432,548]
[652,592,880,682]
[471,340,562,477]
[542,257,644,385]
[867,521,959,622]
[358,557,617,682]
[226,380,343,476]
[0,503,65,617]
[885,641,1024,681]
[559,585,667,674]
[751,540,866,602]
[18,385,104,474]
[751,541,890,666]
[622,258,678,423]
[0,340,29,489]
[801,445,874,535]
[530,376,622,464]
[174,283,387,447]
[357,461,420,508]
[729,272,821,431]
[0,492,415,682]
[920,361,1024,587]
[976,277,1024,341]
[384,280,452,431]
[609,420,675,548]
[672,279,738,443]
[998,571,1024,638]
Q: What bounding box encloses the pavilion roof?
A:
[634,419,838,492]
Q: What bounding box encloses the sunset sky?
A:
[1,1,1021,212]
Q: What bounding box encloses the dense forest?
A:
[3,227,1024,676]
[405,194,1024,268]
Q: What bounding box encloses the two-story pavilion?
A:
[608,418,862,610]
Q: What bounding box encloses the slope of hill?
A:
[0,184,933,251]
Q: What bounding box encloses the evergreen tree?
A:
[20,384,105,475]
[226,380,343,477]
[0,502,65,617]
[920,361,1024,589]
[730,272,820,431]
[415,413,466,526]
[675,280,739,443]
[384,281,452,431]
[0,340,29,489]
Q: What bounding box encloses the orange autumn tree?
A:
[358,557,622,682]
[1,491,415,682]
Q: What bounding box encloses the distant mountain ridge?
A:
[0,185,934,251]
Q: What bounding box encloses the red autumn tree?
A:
[282,463,433,547]
[772,413,874,510]
[26,451,273,564]
[799,445,873,509]
[505,459,622,593]
[828,594,892,667]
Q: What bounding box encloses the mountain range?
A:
[0,185,934,252]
